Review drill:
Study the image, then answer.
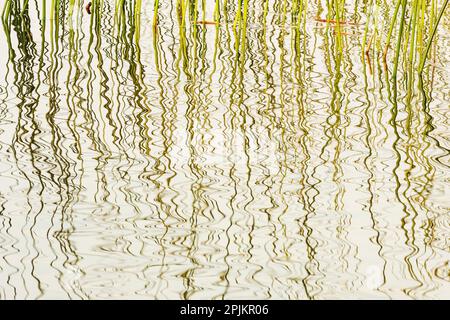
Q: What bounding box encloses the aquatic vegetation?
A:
[363,0,449,77]
[0,0,448,299]
[418,0,449,74]
[3,0,448,79]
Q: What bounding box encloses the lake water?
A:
[0,0,449,299]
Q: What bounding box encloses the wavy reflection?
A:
[0,0,448,300]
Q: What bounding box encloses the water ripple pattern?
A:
[0,0,448,299]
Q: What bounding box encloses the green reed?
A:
[2,0,449,79]
[418,0,449,74]
[376,0,449,77]
[153,0,158,26]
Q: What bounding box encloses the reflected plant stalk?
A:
[1,0,85,299]
[7,2,44,299]
[362,50,389,296]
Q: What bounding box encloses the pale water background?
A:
[0,0,449,299]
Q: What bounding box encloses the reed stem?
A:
[418,0,449,74]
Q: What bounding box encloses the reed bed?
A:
[2,0,449,78]
[362,0,449,77]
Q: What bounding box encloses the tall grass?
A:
[371,0,449,77]
[2,0,449,77]
[418,0,449,74]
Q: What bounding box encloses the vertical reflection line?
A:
[272,0,293,298]
[291,3,317,300]
[417,75,442,295]
[217,17,243,299]
[385,69,419,296]
[181,8,204,298]
[258,3,282,299]
[236,7,262,298]
[401,89,423,297]
[362,53,388,296]
[8,1,43,298]
[151,24,172,298]
[84,0,105,200]
[47,3,75,299]
[59,9,86,299]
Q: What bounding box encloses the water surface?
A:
[0,0,449,299]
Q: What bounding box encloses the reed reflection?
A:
[0,0,448,299]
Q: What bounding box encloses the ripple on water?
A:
[0,0,448,299]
